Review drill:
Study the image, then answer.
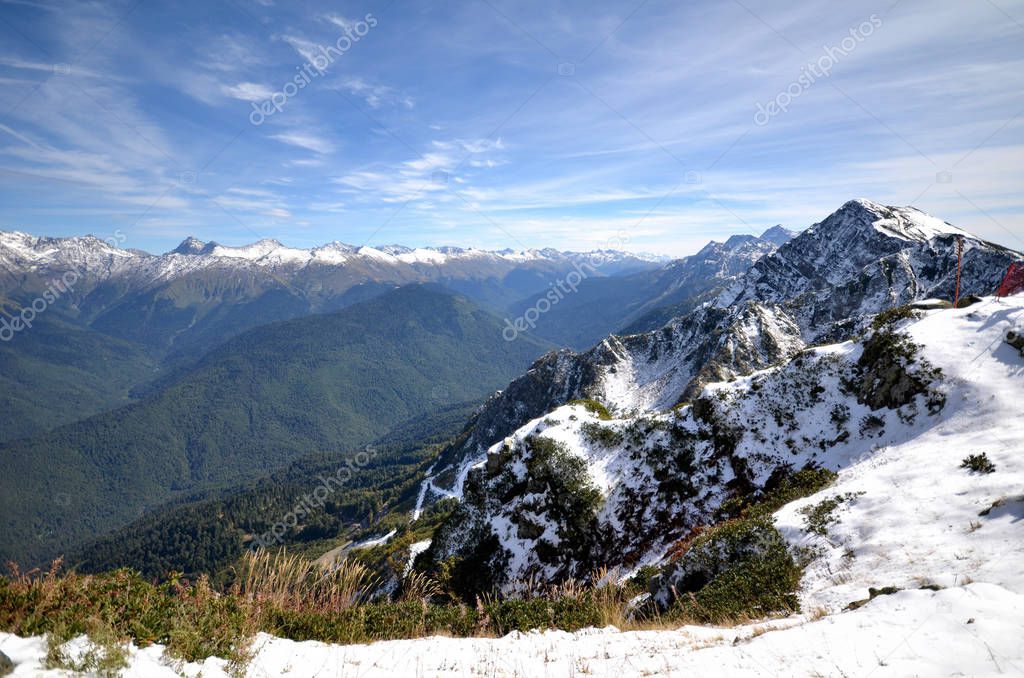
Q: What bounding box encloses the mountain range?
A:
[1,198,1020,579]
[0,226,789,443]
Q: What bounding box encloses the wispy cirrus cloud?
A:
[221,81,274,102]
[334,77,414,109]
[271,131,336,154]
[333,138,505,204]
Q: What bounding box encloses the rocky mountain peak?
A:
[759,225,797,246]
[171,237,209,255]
[822,199,968,243]
[723,234,761,249]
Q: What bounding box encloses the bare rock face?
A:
[851,329,945,413]
[1007,330,1024,355]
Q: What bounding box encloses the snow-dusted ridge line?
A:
[0,229,671,267]
[837,198,971,241]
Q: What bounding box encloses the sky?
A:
[0,0,1022,258]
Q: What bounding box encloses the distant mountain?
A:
[506,229,789,348]
[72,400,479,579]
[619,230,793,336]
[0,285,551,566]
[0,232,665,440]
[420,200,1021,503]
[759,224,799,246]
[0,231,664,363]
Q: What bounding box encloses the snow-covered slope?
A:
[778,296,1024,611]
[428,296,1023,593]
[5,589,1024,678]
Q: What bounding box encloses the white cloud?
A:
[333,138,505,204]
[334,77,414,109]
[222,81,274,101]
[322,14,360,32]
[270,131,336,154]
[281,34,323,66]
[0,57,102,78]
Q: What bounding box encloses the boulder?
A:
[1006,330,1024,356]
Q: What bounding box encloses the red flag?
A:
[997,262,1024,297]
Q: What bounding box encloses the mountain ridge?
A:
[420,199,1022,504]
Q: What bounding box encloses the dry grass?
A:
[397,570,444,603]
[236,549,379,613]
[2,553,808,662]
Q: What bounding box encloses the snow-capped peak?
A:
[205,239,289,260]
[835,198,970,242]
[171,236,209,255]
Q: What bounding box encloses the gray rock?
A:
[0,649,13,676]
[911,299,952,310]
[1006,330,1024,355]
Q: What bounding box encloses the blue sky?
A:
[0,0,1022,257]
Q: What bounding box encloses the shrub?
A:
[851,328,944,413]
[568,399,612,420]
[870,305,919,331]
[484,597,601,635]
[960,453,996,474]
[650,515,802,623]
[523,437,604,529]
[799,492,863,536]
[845,585,901,611]
[0,563,254,665]
[674,549,801,623]
[580,421,624,448]
[718,467,838,521]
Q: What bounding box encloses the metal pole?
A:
[954,237,964,307]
